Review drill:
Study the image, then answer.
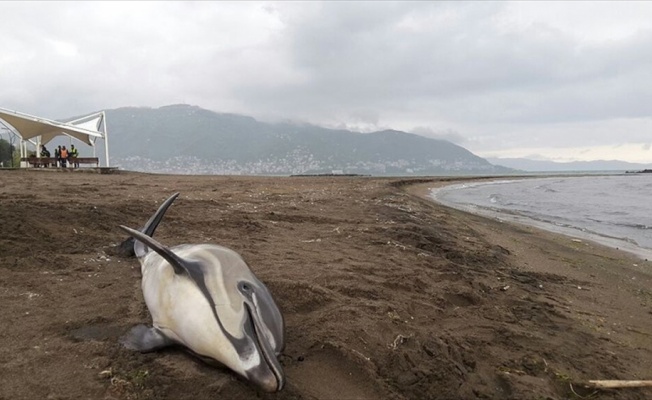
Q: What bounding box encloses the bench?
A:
[69,157,100,167]
[21,157,100,168]
[21,157,56,167]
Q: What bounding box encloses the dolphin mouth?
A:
[245,303,285,392]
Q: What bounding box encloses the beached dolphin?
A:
[119,193,285,392]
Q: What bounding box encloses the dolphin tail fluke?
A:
[116,193,180,258]
[141,193,180,236]
[133,192,180,258]
[119,225,187,275]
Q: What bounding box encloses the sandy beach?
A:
[1,169,651,400]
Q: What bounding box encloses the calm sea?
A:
[430,174,652,259]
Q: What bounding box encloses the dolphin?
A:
[119,193,285,392]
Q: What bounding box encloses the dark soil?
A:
[1,169,651,400]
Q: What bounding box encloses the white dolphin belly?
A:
[140,254,245,374]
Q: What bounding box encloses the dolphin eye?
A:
[239,282,253,293]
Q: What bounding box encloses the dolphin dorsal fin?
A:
[134,192,180,258]
[120,225,187,275]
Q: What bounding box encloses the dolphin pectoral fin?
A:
[119,225,187,275]
[120,324,174,352]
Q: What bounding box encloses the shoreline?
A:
[406,178,652,270]
[417,177,652,261]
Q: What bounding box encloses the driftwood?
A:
[587,380,652,389]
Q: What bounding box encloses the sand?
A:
[1,170,651,400]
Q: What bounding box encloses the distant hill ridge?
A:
[487,157,652,172]
[98,104,512,175]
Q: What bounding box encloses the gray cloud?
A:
[1,2,651,161]
[411,127,467,145]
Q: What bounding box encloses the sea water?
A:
[430,174,652,259]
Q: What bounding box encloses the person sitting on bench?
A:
[40,145,51,167]
[55,146,61,167]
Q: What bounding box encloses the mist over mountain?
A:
[487,157,652,172]
[94,104,512,175]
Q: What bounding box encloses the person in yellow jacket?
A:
[69,144,79,168]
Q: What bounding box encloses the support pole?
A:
[21,140,25,167]
[103,111,110,167]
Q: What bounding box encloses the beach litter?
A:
[586,380,652,389]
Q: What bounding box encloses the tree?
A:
[0,137,17,167]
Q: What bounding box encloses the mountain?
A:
[487,157,652,172]
[91,104,512,175]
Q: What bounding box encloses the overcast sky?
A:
[1,1,651,162]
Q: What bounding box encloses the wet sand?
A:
[1,170,651,399]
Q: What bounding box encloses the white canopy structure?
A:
[0,107,110,167]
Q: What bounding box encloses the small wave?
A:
[615,222,652,230]
[568,226,642,246]
[588,217,652,230]
[604,211,629,216]
[534,184,558,193]
[487,193,521,207]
